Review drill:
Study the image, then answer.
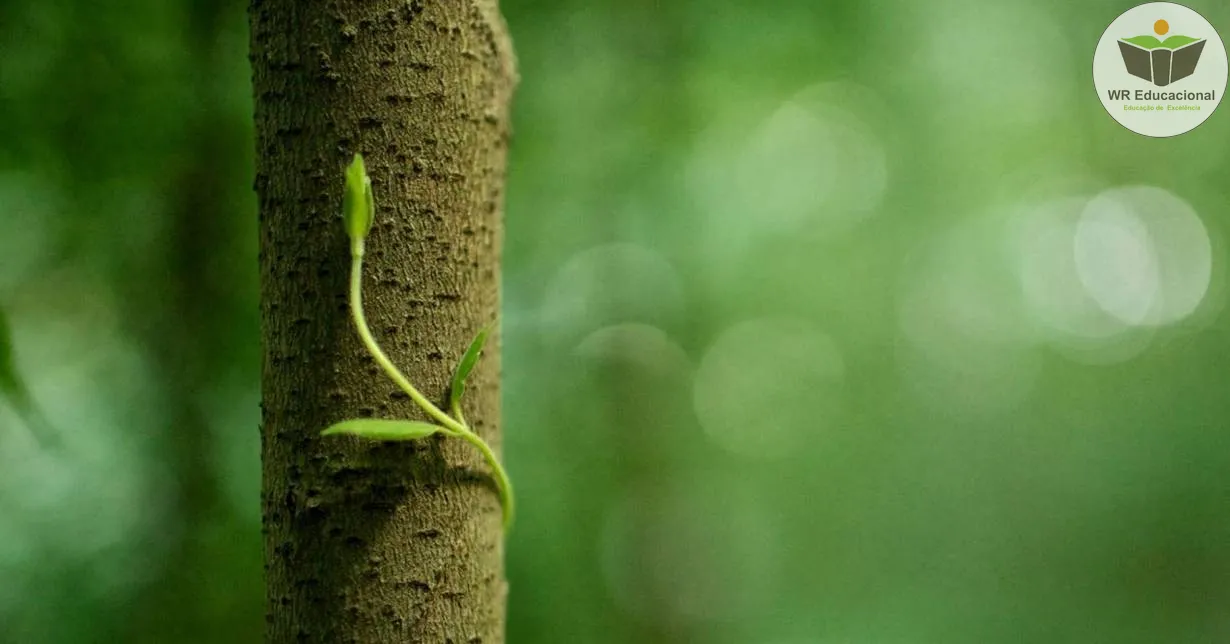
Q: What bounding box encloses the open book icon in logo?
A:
[1118,19,1206,86]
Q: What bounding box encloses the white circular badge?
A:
[1094,3,1227,137]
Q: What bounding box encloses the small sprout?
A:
[342,153,373,250]
[322,159,514,531]
[321,418,447,441]
[449,327,489,411]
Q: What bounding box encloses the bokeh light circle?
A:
[693,318,844,459]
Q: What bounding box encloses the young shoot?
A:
[322,153,514,532]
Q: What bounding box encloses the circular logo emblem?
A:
[1094,2,1227,137]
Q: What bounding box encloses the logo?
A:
[1118,19,1206,86]
[1094,3,1227,137]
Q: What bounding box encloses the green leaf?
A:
[342,153,373,244]
[0,305,55,446]
[320,418,445,441]
[449,327,490,409]
[0,306,17,395]
[0,305,34,407]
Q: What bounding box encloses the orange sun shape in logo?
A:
[1154,19,1169,36]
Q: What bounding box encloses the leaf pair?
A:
[322,328,490,441]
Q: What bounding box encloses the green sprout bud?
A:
[342,153,373,250]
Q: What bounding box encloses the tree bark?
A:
[250,1,515,642]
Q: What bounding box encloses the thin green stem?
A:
[459,430,515,530]
[350,249,466,435]
[349,246,513,530]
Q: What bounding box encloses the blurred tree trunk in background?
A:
[249,0,515,642]
[119,0,262,641]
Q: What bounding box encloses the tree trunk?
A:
[249,1,515,642]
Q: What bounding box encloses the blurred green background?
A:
[2,0,1230,642]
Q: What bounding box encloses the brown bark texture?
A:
[250,0,515,641]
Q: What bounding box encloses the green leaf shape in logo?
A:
[1122,34,1202,50]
